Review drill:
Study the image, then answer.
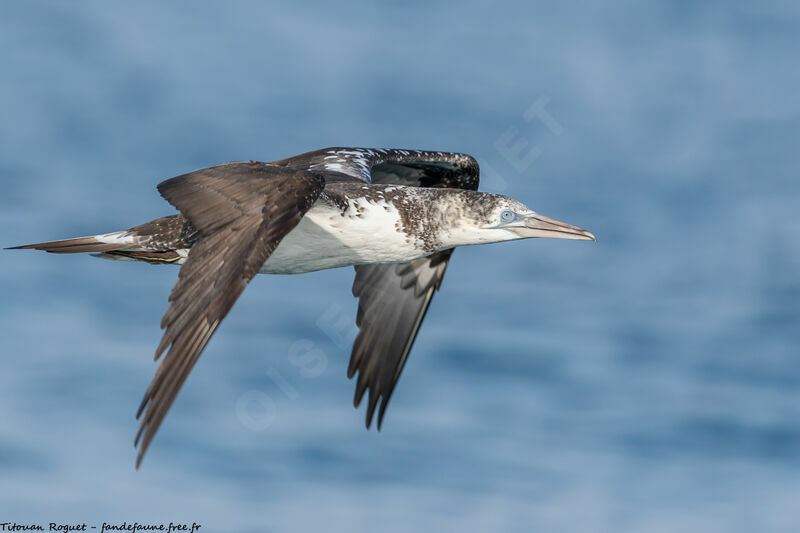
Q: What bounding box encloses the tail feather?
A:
[6,232,132,254]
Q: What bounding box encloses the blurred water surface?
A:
[1,1,799,532]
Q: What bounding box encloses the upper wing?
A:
[274,147,480,429]
[271,147,479,189]
[134,161,324,467]
[350,250,453,428]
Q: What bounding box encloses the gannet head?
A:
[441,191,596,247]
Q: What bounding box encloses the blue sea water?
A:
[1,1,799,531]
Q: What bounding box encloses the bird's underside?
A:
[12,147,597,468]
[13,148,485,467]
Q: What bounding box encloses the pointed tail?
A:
[6,232,133,254]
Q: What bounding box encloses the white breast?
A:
[259,197,425,274]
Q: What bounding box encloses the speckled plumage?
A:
[318,183,504,252]
[11,146,594,468]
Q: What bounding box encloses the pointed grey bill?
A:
[511,213,596,241]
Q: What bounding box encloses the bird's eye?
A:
[500,209,515,223]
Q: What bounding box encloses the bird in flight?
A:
[9,147,595,467]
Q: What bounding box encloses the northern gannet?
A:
[9,147,595,467]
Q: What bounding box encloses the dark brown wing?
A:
[277,147,480,428]
[276,147,481,429]
[271,147,479,189]
[350,250,453,428]
[134,161,324,467]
